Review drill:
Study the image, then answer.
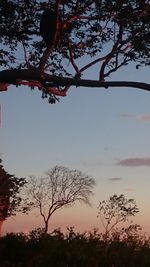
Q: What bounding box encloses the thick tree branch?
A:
[0,69,149,93]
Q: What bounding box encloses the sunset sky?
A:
[1,62,150,235]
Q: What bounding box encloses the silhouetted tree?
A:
[0,158,27,236]
[97,194,139,240]
[26,166,95,233]
[0,0,149,103]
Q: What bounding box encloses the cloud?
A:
[120,113,150,122]
[124,187,135,192]
[117,157,150,167]
[120,113,134,118]
[108,177,122,181]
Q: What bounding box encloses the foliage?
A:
[0,158,27,221]
[97,194,139,239]
[1,227,150,267]
[26,166,95,233]
[0,0,150,103]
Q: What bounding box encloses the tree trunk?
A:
[0,196,9,237]
[44,220,49,234]
[0,220,3,237]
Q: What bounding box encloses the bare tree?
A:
[27,166,95,233]
[97,194,139,240]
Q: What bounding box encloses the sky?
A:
[1,59,150,236]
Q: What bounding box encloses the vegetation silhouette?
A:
[26,166,95,233]
[0,158,28,236]
[97,194,139,240]
[1,226,150,267]
[0,0,149,103]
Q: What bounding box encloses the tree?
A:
[26,165,95,233]
[97,194,139,239]
[0,158,27,236]
[0,0,149,103]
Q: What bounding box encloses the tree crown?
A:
[0,0,150,102]
[0,158,27,220]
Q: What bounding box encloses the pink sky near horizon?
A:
[2,198,150,236]
[2,167,150,237]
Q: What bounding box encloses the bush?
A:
[0,227,150,267]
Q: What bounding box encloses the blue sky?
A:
[1,63,150,235]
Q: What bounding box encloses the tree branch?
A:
[0,69,149,93]
[39,0,62,72]
[99,23,123,81]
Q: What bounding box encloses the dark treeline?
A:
[0,227,150,267]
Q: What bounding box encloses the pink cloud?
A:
[108,177,122,181]
[120,113,150,122]
[118,157,150,167]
